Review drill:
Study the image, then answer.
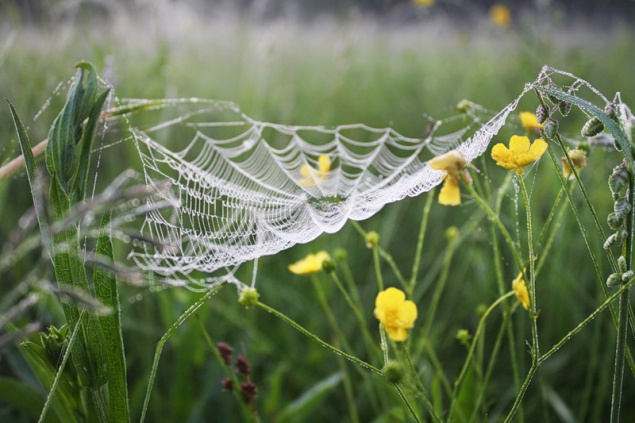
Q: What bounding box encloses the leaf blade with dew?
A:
[73,88,110,203]
[538,86,633,161]
[93,212,130,423]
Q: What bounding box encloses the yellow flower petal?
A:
[374,287,418,342]
[385,326,408,342]
[491,143,515,170]
[519,111,543,132]
[438,175,461,206]
[288,251,330,275]
[490,4,511,29]
[318,155,331,174]
[429,150,466,175]
[512,273,530,310]
[509,135,531,156]
[562,149,587,180]
[528,138,548,159]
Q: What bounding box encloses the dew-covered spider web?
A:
[98,66,621,290]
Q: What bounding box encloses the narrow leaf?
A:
[94,211,131,423]
[74,88,110,203]
[277,372,342,422]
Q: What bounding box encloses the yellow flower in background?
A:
[491,135,548,174]
[300,155,331,187]
[429,150,472,206]
[490,4,511,29]
[288,251,330,275]
[519,111,544,134]
[374,287,418,342]
[412,0,435,6]
[512,272,530,310]
[562,149,588,180]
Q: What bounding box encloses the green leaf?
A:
[74,88,110,203]
[45,62,100,194]
[6,100,51,252]
[94,212,131,423]
[0,377,60,423]
[539,86,633,161]
[19,341,80,423]
[277,372,342,423]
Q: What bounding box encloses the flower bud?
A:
[321,257,336,273]
[445,226,459,241]
[614,198,632,218]
[333,248,347,262]
[609,162,629,199]
[238,288,260,308]
[365,231,379,249]
[235,356,251,376]
[607,273,621,287]
[542,118,559,139]
[604,233,618,250]
[618,255,628,273]
[607,212,623,230]
[240,381,257,403]
[535,104,548,124]
[217,343,233,365]
[605,102,619,121]
[622,270,634,282]
[558,101,571,116]
[581,117,604,137]
[456,99,472,114]
[382,361,404,384]
[456,329,472,347]
[221,378,234,391]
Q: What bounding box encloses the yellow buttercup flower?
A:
[288,251,331,275]
[490,4,511,29]
[374,287,418,342]
[519,111,544,134]
[491,135,548,174]
[429,150,472,206]
[512,272,530,310]
[300,155,331,187]
[412,0,435,6]
[562,149,588,180]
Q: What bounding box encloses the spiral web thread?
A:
[119,66,615,290]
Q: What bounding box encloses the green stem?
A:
[423,236,457,336]
[255,300,382,374]
[409,188,435,296]
[311,275,354,353]
[373,247,384,291]
[464,183,524,269]
[399,343,443,423]
[610,165,634,423]
[448,292,515,419]
[139,284,224,423]
[517,176,540,359]
[195,316,254,421]
[392,383,424,423]
[329,272,378,357]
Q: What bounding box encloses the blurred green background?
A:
[1,1,635,421]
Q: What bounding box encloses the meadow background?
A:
[1,0,635,421]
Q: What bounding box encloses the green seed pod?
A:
[456,329,472,347]
[581,117,604,137]
[609,163,629,199]
[535,104,548,124]
[321,257,336,273]
[238,288,260,308]
[456,99,472,114]
[614,198,632,218]
[605,102,619,122]
[543,118,559,139]
[365,231,380,249]
[558,101,571,116]
[603,233,618,250]
[607,273,621,287]
[622,270,634,282]
[333,248,347,262]
[607,212,623,230]
[618,255,628,273]
[383,361,404,384]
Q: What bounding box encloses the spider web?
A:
[112,66,602,289]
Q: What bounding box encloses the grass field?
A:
[2,3,635,422]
